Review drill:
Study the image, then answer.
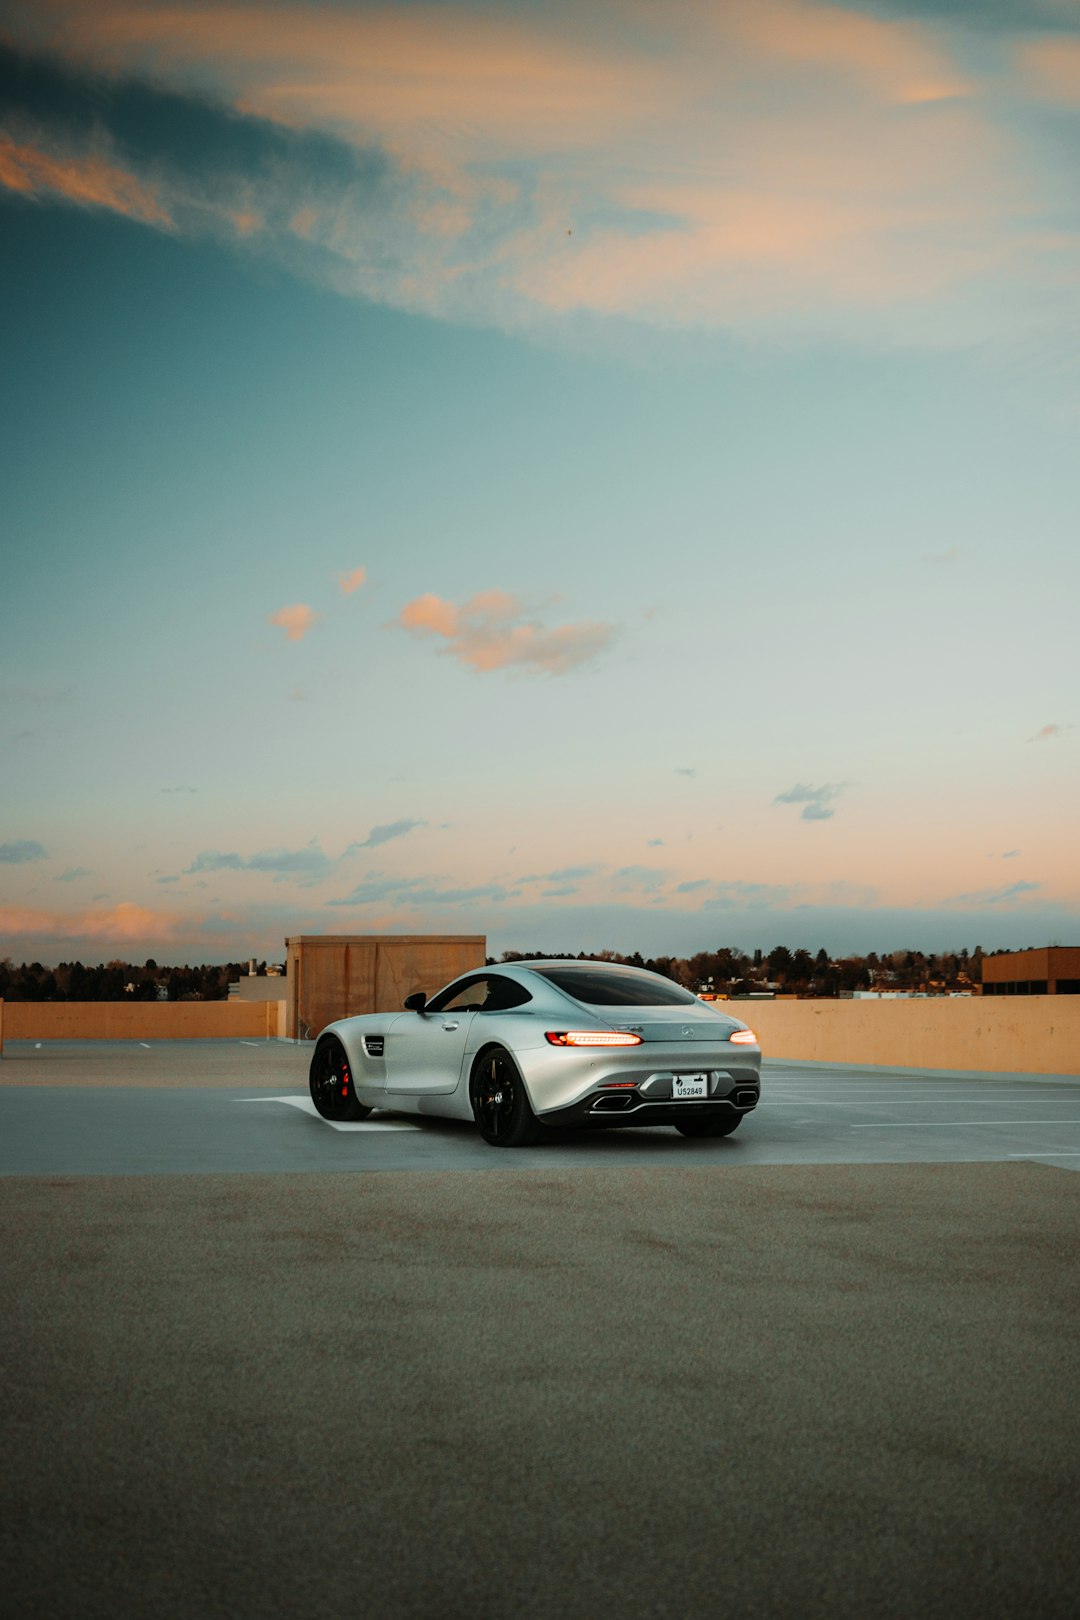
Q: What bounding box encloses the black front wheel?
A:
[470,1048,545,1148]
[309,1035,372,1122]
[674,1112,743,1139]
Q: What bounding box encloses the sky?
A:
[1,0,1078,967]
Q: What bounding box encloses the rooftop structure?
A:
[284,934,487,1039]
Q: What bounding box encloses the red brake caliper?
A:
[341,1063,350,1096]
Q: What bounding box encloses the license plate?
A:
[672,1073,709,1099]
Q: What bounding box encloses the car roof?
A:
[504,959,663,976]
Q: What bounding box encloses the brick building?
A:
[981,946,1080,996]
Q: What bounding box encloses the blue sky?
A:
[1,0,1078,965]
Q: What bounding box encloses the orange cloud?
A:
[398,592,462,639]
[0,902,180,940]
[721,0,970,105]
[396,590,612,675]
[514,93,1016,324]
[268,603,318,642]
[230,208,261,235]
[1018,37,1080,103]
[18,0,664,197]
[0,134,171,225]
[337,566,367,595]
[0,2,1041,341]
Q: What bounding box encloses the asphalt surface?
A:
[1,1039,1079,1174]
[3,1042,1079,1618]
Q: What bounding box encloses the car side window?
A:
[477,975,532,1011]
[428,976,489,1014]
[428,975,532,1014]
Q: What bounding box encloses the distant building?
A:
[981,947,1080,996]
[228,962,287,1004]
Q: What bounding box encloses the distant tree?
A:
[788,949,814,987]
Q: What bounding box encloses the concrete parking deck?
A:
[2,1044,1079,1619]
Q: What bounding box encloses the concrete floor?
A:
[2,1044,1079,1618]
[2,1041,1079,1174]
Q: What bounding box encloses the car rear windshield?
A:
[532,966,700,1007]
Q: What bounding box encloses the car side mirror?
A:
[403,991,427,1013]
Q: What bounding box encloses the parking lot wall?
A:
[0,999,286,1046]
[743,995,1080,1073]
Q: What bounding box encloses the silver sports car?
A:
[308,959,761,1147]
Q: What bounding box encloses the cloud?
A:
[774,782,844,820]
[704,881,795,909]
[348,819,426,851]
[922,545,965,565]
[1,0,1046,349]
[268,603,318,642]
[950,879,1041,907]
[337,566,366,595]
[0,901,180,941]
[161,785,197,794]
[675,879,710,893]
[186,842,334,882]
[1017,36,1080,104]
[53,867,90,882]
[0,839,47,863]
[0,131,171,224]
[327,874,511,907]
[615,866,666,891]
[647,838,664,847]
[674,767,697,778]
[395,590,612,675]
[1002,850,1020,860]
[516,864,597,884]
[1029,722,1073,742]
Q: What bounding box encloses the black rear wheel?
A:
[674,1112,743,1139]
[309,1035,372,1122]
[470,1048,545,1147]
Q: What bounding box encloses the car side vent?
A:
[362,1035,385,1058]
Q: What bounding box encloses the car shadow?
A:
[370,1110,746,1155]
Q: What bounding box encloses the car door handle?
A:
[441,1021,460,1031]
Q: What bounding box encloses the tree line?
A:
[493,945,988,996]
[0,959,256,1002]
[1,945,998,1002]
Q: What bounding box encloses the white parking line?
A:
[850,1119,1080,1129]
[767,1095,1072,1107]
[139,1043,151,1049]
[237,1096,420,1133]
[240,1041,259,1047]
[1007,1152,1080,1158]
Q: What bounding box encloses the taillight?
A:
[545,1030,644,1047]
[729,1029,757,1045]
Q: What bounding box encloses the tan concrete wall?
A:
[738,996,1080,1074]
[3,990,1075,1071]
[286,935,487,1038]
[0,1000,286,1043]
